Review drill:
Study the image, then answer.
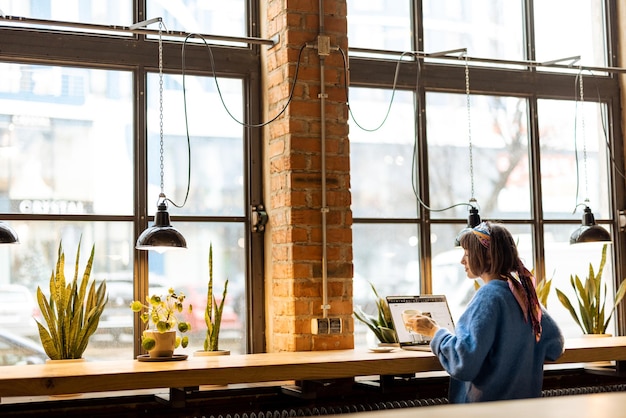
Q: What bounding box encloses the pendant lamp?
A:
[136,20,187,252]
[0,222,19,244]
[570,204,611,244]
[136,194,186,251]
[569,70,610,245]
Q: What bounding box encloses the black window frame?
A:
[347,0,626,336]
[0,2,267,354]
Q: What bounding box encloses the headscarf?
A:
[471,222,543,342]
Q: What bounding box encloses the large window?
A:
[0,1,260,361]
[0,0,623,360]
[348,0,624,347]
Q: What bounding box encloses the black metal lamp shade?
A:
[136,201,187,251]
[0,222,19,244]
[570,206,611,244]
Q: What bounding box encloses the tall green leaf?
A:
[353,282,398,344]
[35,240,107,360]
[204,243,229,351]
[556,244,624,335]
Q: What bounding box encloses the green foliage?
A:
[130,288,192,351]
[535,272,553,308]
[203,243,229,351]
[353,282,398,344]
[35,240,108,360]
[556,244,626,334]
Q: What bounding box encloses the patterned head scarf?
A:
[471,222,543,342]
[471,222,491,248]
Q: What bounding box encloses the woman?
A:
[410,221,564,403]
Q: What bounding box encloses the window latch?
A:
[251,205,268,232]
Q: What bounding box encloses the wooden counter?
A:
[0,336,625,399]
[337,391,626,418]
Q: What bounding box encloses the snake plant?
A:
[203,243,229,351]
[556,244,626,334]
[354,282,398,344]
[35,240,108,360]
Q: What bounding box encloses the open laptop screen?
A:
[386,295,456,347]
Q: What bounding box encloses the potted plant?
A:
[35,240,108,361]
[196,243,229,356]
[130,288,192,359]
[535,271,553,308]
[556,244,626,335]
[354,282,398,345]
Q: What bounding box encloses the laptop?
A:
[386,295,456,351]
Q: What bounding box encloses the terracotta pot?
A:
[144,329,176,358]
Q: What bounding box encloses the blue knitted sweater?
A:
[431,279,564,403]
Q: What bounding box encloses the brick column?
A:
[261,0,352,352]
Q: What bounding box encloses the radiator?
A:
[197,397,448,418]
[196,383,626,418]
[542,383,626,397]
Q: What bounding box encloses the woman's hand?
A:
[409,315,440,338]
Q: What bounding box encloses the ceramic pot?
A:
[144,329,176,358]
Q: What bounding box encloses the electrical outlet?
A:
[311,318,329,334]
[311,317,342,334]
[328,317,342,334]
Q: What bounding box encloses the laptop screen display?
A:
[386,295,456,346]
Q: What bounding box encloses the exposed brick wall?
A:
[262,0,353,352]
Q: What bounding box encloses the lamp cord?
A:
[339,47,478,213]
[181,34,306,128]
[338,48,411,132]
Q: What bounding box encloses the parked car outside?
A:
[0,284,41,339]
[0,330,47,365]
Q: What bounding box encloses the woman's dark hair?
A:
[460,221,543,340]
[459,221,520,278]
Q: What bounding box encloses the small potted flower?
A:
[130,288,192,359]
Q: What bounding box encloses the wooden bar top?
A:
[0,336,625,398]
[338,391,626,418]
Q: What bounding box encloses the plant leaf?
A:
[36,241,107,359]
[556,288,585,334]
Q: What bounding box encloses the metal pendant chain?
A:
[578,68,589,201]
[158,21,165,196]
[465,55,475,203]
